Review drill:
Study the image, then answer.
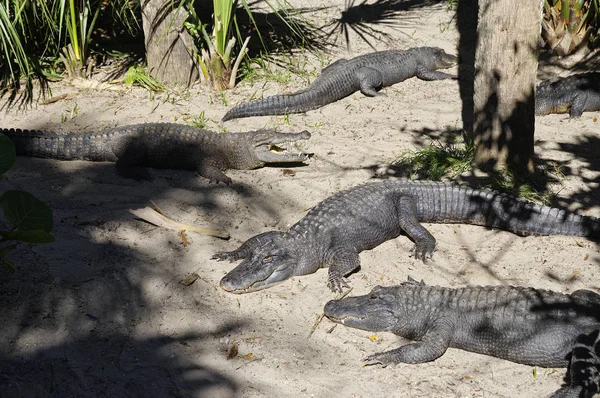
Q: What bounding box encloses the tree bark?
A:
[471,0,543,173]
[141,0,198,86]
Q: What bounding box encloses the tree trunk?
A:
[141,0,198,86]
[471,0,543,173]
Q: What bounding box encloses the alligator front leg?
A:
[326,247,360,293]
[198,161,232,185]
[416,65,457,81]
[395,196,436,261]
[364,317,455,366]
[356,67,384,97]
[212,231,284,262]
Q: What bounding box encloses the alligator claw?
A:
[327,276,350,294]
[411,243,435,262]
[363,352,393,368]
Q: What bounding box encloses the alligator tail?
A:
[411,182,600,239]
[222,71,358,121]
[222,89,324,121]
[1,128,115,161]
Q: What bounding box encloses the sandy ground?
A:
[1,2,599,397]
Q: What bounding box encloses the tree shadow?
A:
[453,0,599,207]
[550,133,600,211]
[322,0,446,50]
[235,1,332,57]
[0,121,316,395]
[0,327,243,397]
[538,47,600,80]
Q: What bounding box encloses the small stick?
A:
[308,287,353,338]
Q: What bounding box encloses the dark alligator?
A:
[222,47,457,121]
[535,72,600,117]
[2,123,311,184]
[213,180,600,294]
[324,278,600,398]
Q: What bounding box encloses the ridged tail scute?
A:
[1,128,116,161]
[222,91,321,121]
[409,181,600,239]
[222,70,357,121]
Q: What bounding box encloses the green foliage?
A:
[125,65,165,92]
[0,134,54,272]
[393,137,474,180]
[186,111,210,129]
[1,0,139,104]
[487,169,551,205]
[392,134,551,204]
[543,0,600,53]
[1,190,54,233]
[185,0,251,90]
[184,0,314,90]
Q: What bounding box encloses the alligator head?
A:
[420,47,457,71]
[235,129,312,169]
[219,240,306,294]
[324,285,399,331]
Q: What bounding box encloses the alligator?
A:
[324,278,600,398]
[2,123,311,184]
[214,180,600,294]
[221,47,457,121]
[535,72,600,117]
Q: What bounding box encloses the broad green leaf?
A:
[0,230,54,243]
[0,133,16,176]
[1,190,53,232]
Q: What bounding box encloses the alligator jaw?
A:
[253,131,313,163]
[439,52,457,68]
[220,278,285,294]
[254,144,312,163]
[219,259,293,293]
[325,314,361,324]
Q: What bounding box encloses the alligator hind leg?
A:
[212,231,284,262]
[569,92,588,117]
[552,329,600,398]
[364,317,455,366]
[395,196,436,261]
[326,247,360,293]
[356,67,384,97]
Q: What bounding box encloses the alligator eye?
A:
[263,255,273,262]
[369,294,378,299]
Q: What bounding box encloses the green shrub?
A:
[0,133,54,272]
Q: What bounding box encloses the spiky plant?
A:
[542,0,600,55]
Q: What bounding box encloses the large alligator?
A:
[2,123,311,184]
[324,278,600,398]
[214,180,600,293]
[535,72,600,117]
[222,47,457,121]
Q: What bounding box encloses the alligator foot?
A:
[363,351,395,368]
[327,274,351,294]
[411,242,435,262]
